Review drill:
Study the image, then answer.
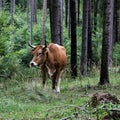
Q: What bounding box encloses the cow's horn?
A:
[45,38,47,48]
[29,41,35,48]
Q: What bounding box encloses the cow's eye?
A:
[38,53,43,57]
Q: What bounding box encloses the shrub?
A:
[113,43,120,65]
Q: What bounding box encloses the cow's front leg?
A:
[52,78,56,90]
[42,72,46,88]
[41,66,47,88]
[51,71,57,90]
[55,70,63,93]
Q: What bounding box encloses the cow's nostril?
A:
[31,63,34,66]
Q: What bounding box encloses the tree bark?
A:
[30,0,37,26]
[99,0,111,85]
[114,0,120,43]
[70,0,77,77]
[80,0,88,76]
[77,0,80,25]
[33,0,37,23]
[49,0,63,45]
[65,0,68,27]
[108,0,114,67]
[87,0,92,68]
[10,0,15,25]
[26,0,30,23]
[117,2,120,42]
[0,0,2,11]
[41,0,47,45]
[30,0,34,45]
[68,0,71,39]
[93,0,99,34]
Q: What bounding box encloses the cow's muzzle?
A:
[29,61,37,67]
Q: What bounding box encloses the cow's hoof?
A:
[56,89,60,93]
[52,89,60,93]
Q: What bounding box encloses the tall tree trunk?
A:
[114,0,120,43]
[30,0,37,26]
[10,0,15,25]
[0,0,2,11]
[68,0,71,39]
[99,0,111,85]
[26,0,30,23]
[65,0,71,39]
[30,0,34,45]
[87,0,92,68]
[117,1,120,42]
[108,0,114,67]
[49,0,63,45]
[41,0,47,45]
[93,0,99,34]
[70,0,77,77]
[113,0,117,43]
[77,0,80,25]
[80,0,88,76]
[33,0,37,23]
[65,0,68,27]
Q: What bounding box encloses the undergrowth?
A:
[0,67,120,119]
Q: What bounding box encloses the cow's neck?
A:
[45,50,56,77]
[45,61,56,78]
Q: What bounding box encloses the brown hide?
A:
[30,43,67,92]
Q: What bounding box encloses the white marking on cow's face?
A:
[30,61,38,67]
[38,49,43,56]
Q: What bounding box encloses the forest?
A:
[0,0,120,119]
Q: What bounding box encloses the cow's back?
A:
[47,43,67,68]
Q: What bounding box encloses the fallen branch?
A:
[47,104,81,113]
[60,116,72,120]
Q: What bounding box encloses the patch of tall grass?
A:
[0,66,120,119]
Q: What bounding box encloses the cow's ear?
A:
[31,47,36,51]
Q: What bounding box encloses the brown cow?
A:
[29,43,67,92]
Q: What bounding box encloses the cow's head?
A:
[29,45,48,67]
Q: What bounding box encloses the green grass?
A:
[0,67,120,119]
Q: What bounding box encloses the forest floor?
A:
[0,68,120,119]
